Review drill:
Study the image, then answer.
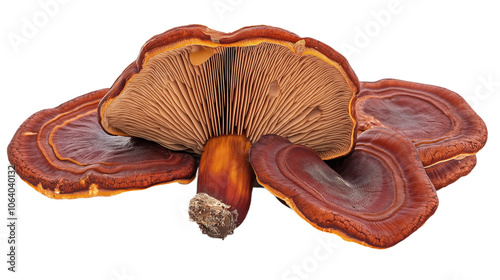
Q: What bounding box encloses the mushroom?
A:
[250,128,439,248]
[356,79,488,189]
[7,89,197,198]
[97,25,359,238]
[7,25,487,247]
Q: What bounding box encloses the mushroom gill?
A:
[102,41,355,159]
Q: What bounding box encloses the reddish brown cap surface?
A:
[250,128,438,248]
[7,89,197,198]
[356,79,487,189]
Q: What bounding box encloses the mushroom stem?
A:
[189,134,254,239]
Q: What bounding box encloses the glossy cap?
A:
[7,89,197,198]
[356,79,487,189]
[250,128,438,248]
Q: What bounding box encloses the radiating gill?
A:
[104,41,353,157]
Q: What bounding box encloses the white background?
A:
[1,1,499,279]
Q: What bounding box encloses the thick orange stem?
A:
[189,134,254,239]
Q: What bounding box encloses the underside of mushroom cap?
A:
[250,128,438,248]
[356,79,487,189]
[7,89,198,199]
[98,25,359,160]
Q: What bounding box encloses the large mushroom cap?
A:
[98,25,359,160]
[250,128,439,248]
[7,89,197,198]
[356,79,487,189]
